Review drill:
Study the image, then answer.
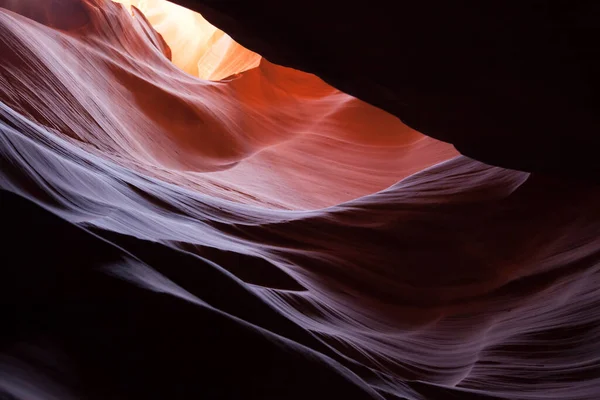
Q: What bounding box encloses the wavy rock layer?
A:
[114,0,261,80]
[0,0,456,209]
[174,0,600,180]
[1,1,599,400]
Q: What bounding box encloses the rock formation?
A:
[0,1,598,399]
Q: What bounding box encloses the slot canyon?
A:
[0,1,599,399]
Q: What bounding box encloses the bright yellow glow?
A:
[113,0,261,80]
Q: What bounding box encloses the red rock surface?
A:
[0,1,598,399]
[173,0,600,180]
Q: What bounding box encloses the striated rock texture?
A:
[0,1,599,400]
[113,0,262,80]
[174,0,600,180]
